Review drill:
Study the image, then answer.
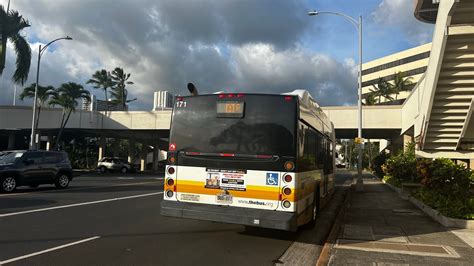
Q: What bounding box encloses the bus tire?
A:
[309,185,320,227]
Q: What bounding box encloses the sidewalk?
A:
[327,174,474,265]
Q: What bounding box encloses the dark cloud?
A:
[0,0,357,109]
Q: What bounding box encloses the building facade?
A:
[362,43,432,104]
[153,91,174,110]
[82,95,127,111]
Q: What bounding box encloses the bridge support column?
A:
[153,144,159,172]
[140,143,147,172]
[7,132,15,150]
[98,135,106,161]
[470,159,474,170]
[403,134,414,152]
[128,139,135,164]
[46,134,53,151]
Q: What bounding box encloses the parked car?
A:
[0,150,73,193]
[97,157,134,173]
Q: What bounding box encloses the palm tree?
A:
[364,92,378,105]
[49,82,90,149]
[87,69,115,113]
[370,77,393,103]
[111,67,135,110]
[0,3,31,85]
[391,71,414,100]
[19,83,55,132]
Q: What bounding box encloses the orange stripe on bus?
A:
[170,181,296,202]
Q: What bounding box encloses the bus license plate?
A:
[216,193,233,204]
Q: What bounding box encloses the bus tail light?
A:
[166,190,174,198]
[168,155,176,165]
[283,187,291,195]
[284,174,292,183]
[167,167,175,175]
[167,178,175,186]
[284,161,294,171]
[282,200,291,208]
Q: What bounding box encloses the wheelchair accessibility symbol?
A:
[266,173,279,186]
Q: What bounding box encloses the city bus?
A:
[160,90,335,231]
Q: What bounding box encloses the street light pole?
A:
[308,10,364,191]
[29,36,73,150]
[357,15,364,191]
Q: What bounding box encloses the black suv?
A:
[0,150,73,193]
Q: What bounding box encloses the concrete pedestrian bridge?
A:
[0,104,403,142]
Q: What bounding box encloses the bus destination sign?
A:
[217,101,245,118]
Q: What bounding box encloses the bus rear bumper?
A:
[161,200,298,231]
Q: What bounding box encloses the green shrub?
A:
[383,142,419,183]
[372,152,389,178]
[383,175,401,187]
[413,158,474,219]
[415,188,473,219]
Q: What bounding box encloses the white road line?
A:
[0,236,100,265]
[0,180,161,198]
[0,192,163,218]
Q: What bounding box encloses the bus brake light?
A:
[220,153,235,157]
[284,161,295,171]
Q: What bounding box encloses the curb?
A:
[381,179,474,229]
[381,179,407,199]
[315,184,352,266]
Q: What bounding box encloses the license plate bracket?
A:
[216,193,233,204]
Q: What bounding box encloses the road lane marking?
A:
[0,192,163,218]
[0,180,162,198]
[0,236,100,265]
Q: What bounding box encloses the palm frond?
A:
[10,33,31,85]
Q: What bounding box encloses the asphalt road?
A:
[0,171,353,266]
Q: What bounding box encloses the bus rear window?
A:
[170,95,296,156]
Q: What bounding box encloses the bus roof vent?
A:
[282,90,320,109]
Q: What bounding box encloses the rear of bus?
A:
[160,94,299,231]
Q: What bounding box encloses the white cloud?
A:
[231,44,357,105]
[372,0,434,45]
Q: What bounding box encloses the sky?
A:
[0,0,434,110]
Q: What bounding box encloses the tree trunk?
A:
[55,109,72,150]
[0,37,7,75]
[35,106,42,132]
[104,88,108,114]
[368,139,372,169]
